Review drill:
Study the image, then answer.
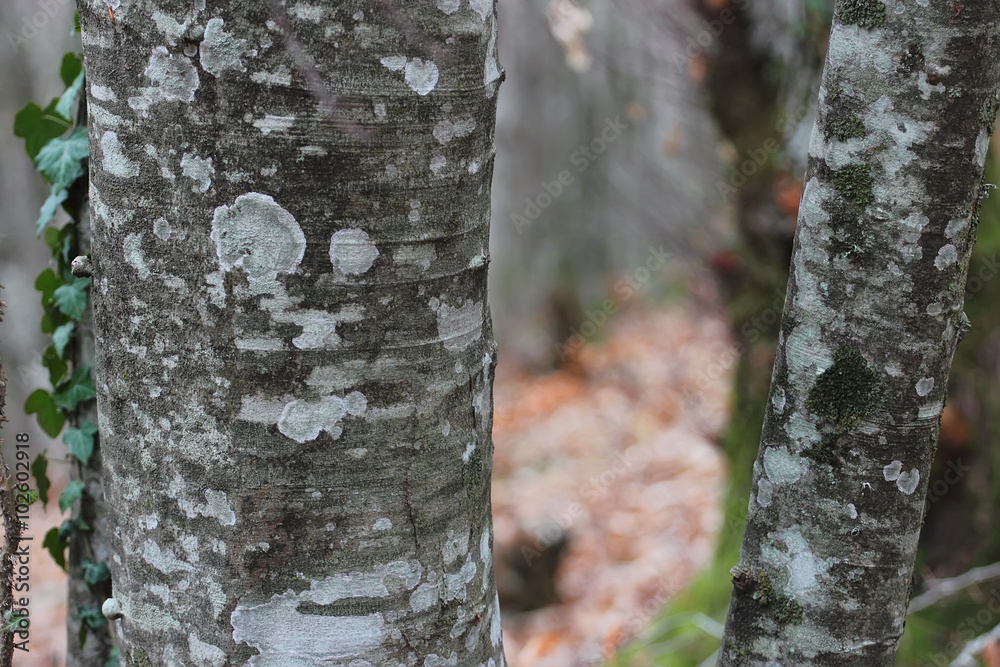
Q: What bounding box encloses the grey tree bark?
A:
[78,0,506,664]
[718,1,1000,664]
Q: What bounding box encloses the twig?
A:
[950,623,1000,667]
[909,562,1000,614]
[0,285,21,667]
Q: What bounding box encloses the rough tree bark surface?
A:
[78,0,505,664]
[718,1,1000,664]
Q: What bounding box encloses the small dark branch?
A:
[264,0,374,142]
[0,287,22,667]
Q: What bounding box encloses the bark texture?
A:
[718,1,1000,664]
[78,1,505,664]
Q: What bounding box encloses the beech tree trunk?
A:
[78,0,505,664]
[718,1,1000,664]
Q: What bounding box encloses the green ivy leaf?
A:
[53,276,90,321]
[14,100,72,160]
[25,389,65,437]
[105,647,120,667]
[53,321,75,359]
[58,517,89,541]
[59,480,85,513]
[60,53,83,88]
[54,366,97,411]
[78,605,106,649]
[36,187,69,236]
[81,559,111,588]
[55,70,86,121]
[35,127,88,192]
[35,269,63,307]
[63,421,98,466]
[42,345,68,386]
[31,453,50,509]
[42,527,68,571]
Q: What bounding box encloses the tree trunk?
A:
[718,1,1000,664]
[78,0,505,664]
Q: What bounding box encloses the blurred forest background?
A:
[2,0,1000,665]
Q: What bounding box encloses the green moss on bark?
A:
[827,114,866,141]
[806,346,886,432]
[840,0,886,30]
[833,164,875,210]
[980,95,999,135]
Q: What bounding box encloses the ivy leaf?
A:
[56,70,86,121]
[31,452,51,509]
[53,276,90,320]
[81,559,111,588]
[78,605,106,649]
[35,127,88,192]
[42,345,68,386]
[35,269,64,307]
[58,517,90,541]
[42,527,68,571]
[37,187,69,236]
[105,647,120,667]
[44,223,76,265]
[63,421,98,466]
[60,53,83,88]
[59,480,86,513]
[54,366,97,412]
[53,322,75,359]
[14,100,71,160]
[25,389,65,437]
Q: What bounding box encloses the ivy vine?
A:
[13,20,117,665]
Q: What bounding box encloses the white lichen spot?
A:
[374,102,387,121]
[277,396,348,443]
[252,114,295,135]
[345,391,368,415]
[468,159,480,174]
[490,593,502,646]
[188,634,226,667]
[762,446,805,484]
[848,503,858,519]
[926,302,943,316]
[292,3,325,21]
[761,527,829,595]
[181,153,214,193]
[200,18,248,76]
[90,84,117,101]
[250,66,292,86]
[433,117,476,145]
[883,460,903,482]
[211,193,306,278]
[143,540,194,574]
[431,298,483,352]
[945,218,968,239]
[373,518,392,531]
[153,217,172,241]
[438,0,460,12]
[132,46,199,112]
[916,377,935,397]
[380,55,407,72]
[101,132,139,178]
[756,478,773,507]
[934,244,958,270]
[329,228,379,275]
[394,244,437,271]
[462,441,476,463]
[470,0,491,20]
[918,70,946,100]
[771,386,786,414]
[200,489,237,526]
[896,468,920,495]
[430,155,447,175]
[483,18,501,92]
[410,582,439,612]
[404,59,439,96]
[124,233,151,279]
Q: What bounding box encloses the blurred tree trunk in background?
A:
[718,0,1000,662]
[79,0,505,663]
[490,0,721,368]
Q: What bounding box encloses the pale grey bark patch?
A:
[329,228,379,275]
[211,193,306,278]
